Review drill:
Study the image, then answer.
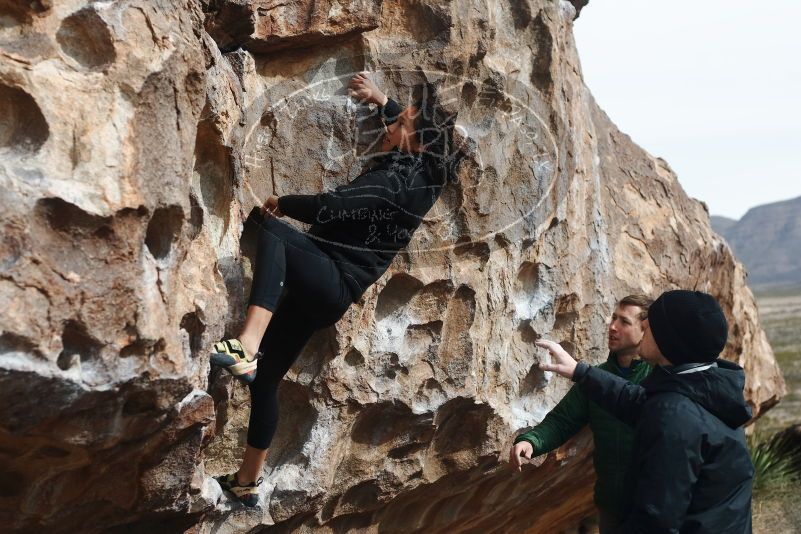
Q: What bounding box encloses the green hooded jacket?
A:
[514,353,653,519]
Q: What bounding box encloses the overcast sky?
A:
[573,1,801,220]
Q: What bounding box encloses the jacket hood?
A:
[645,359,752,428]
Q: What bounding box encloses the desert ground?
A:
[753,286,801,533]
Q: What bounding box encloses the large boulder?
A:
[0,0,784,532]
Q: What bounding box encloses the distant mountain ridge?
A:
[712,196,801,289]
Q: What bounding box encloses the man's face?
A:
[637,318,666,365]
[608,304,645,355]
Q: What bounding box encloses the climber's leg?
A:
[210,215,288,382]
[212,215,343,383]
[237,444,269,487]
[236,216,290,357]
[236,306,273,365]
[240,215,347,355]
[238,290,351,483]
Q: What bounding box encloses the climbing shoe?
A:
[210,339,259,384]
[216,472,264,507]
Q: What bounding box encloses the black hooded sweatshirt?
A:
[573,359,754,534]
[277,99,443,301]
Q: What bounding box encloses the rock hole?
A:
[408,280,453,323]
[56,351,76,371]
[202,0,255,52]
[388,441,427,459]
[0,84,49,154]
[351,401,433,448]
[432,397,492,454]
[520,365,547,395]
[344,348,365,367]
[59,320,102,367]
[422,378,443,393]
[453,238,490,260]
[461,82,478,108]
[478,77,512,113]
[570,0,589,18]
[553,293,580,332]
[510,0,532,29]
[339,479,381,511]
[517,319,539,344]
[0,332,38,355]
[530,13,554,93]
[517,261,540,291]
[180,311,205,357]
[0,0,50,23]
[553,311,578,332]
[93,225,114,240]
[559,340,576,357]
[193,120,233,236]
[56,8,116,69]
[437,286,477,385]
[406,320,443,336]
[396,0,450,42]
[375,273,424,322]
[120,339,150,359]
[188,193,203,240]
[36,197,111,237]
[145,205,183,260]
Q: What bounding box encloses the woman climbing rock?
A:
[210,72,463,506]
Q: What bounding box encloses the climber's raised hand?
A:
[261,195,283,218]
[510,441,534,472]
[536,339,577,379]
[347,72,388,107]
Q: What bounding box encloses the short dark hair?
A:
[411,83,464,184]
[618,294,654,320]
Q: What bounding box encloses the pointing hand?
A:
[536,339,578,379]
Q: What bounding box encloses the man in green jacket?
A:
[509,295,653,533]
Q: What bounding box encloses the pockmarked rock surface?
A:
[0,1,785,533]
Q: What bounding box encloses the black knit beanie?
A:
[647,290,729,365]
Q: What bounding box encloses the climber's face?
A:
[381,106,422,154]
[638,319,670,366]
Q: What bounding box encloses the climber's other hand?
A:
[261,195,283,218]
[347,72,388,106]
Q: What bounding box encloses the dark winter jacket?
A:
[514,354,652,519]
[277,99,443,300]
[573,359,754,534]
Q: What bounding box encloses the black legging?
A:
[245,214,353,449]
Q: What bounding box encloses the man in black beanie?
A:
[537,290,754,533]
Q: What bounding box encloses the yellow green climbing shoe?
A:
[216,472,263,507]
[210,339,258,384]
